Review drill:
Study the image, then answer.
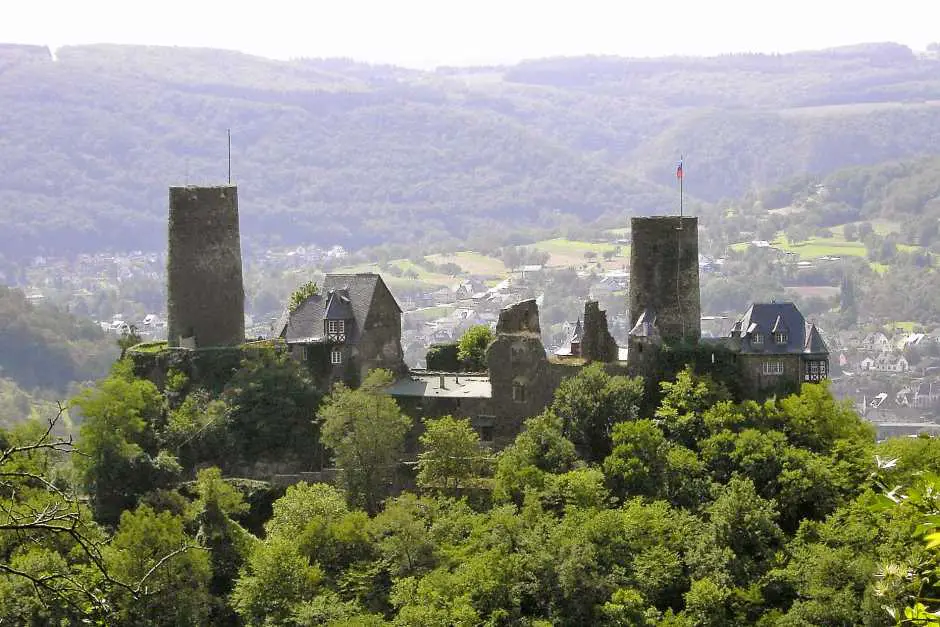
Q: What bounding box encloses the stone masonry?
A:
[628,216,700,344]
[166,185,245,347]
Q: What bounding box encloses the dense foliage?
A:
[10,352,940,624]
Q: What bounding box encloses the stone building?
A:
[723,302,830,398]
[389,299,583,449]
[166,185,245,348]
[274,273,405,385]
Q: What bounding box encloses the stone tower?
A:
[166,185,245,348]
[628,216,700,344]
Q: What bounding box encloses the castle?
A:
[162,185,829,448]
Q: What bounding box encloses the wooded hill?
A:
[1,41,940,262]
[0,286,116,424]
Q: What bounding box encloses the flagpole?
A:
[679,154,684,218]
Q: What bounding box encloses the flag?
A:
[676,159,684,180]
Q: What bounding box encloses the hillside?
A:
[0,286,116,400]
[2,42,940,263]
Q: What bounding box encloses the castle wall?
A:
[582,300,619,362]
[167,185,245,348]
[358,282,406,380]
[629,216,700,343]
[736,354,802,399]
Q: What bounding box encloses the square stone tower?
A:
[628,216,701,344]
[166,185,245,348]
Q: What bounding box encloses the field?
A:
[771,236,868,259]
[828,219,901,238]
[529,238,625,267]
[425,251,506,276]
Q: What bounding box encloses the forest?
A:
[3,348,940,625]
[2,42,940,263]
[0,286,116,426]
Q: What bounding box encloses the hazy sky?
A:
[3,0,937,69]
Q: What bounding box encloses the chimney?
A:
[439,374,446,389]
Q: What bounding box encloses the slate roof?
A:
[323,289,354,320]
[570,318,583,344]
[731,302,828,355]
[628,309,659,338]
[274,273,400,344]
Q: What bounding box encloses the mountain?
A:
[2,42,940,262]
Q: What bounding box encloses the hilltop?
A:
[2,41,940,264]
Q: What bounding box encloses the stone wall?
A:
[358,280,407,380]
[167,185,245,348]
[737,353,802,400]
[495,298,541,335]
[581,300,619,362]
[629,216,700,344]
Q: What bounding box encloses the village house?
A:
[860,331,891,352]
[274,273,406,384]
[724,302,830,397]
[860,353,910,373]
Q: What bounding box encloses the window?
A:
[479,426,495,443]
[819,361,827,378]
[752,333,763,345]
[331,349,342,365]
[774,332,788,344]
[808,361,819,375]
[762,360,784,375]
[512,382,526,403]
[327,320,345,335]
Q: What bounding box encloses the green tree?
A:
[231,535,324,626]
[104,504,212,626]
[189,467,254,623]
[417,415,487,497]
[493,411,578,506]
[551,363,645,463]
[319,370,413,514]
[603,419,668,500]
[456,325,494,372]
[656,367,731,450]
[288,280,319,312]
[223,348,323,467]
[73,359,176,526]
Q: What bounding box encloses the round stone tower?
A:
[166,185,245,348]
[628,216,700,343]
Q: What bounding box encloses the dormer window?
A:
[327,320,345,335]
[774,332,788,344]
[753,333,763,345]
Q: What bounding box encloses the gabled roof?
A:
[629,309,659,338]
[323,288,354,320]
[732,302,827,355]
[274,293,325,341]
[804,323,828,354]
[274,273,401,344]
[569,318,583,344]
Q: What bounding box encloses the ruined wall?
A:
[495,299,540,335]
[167,185,245,348]
[581,300,619,362]
[629,216,700,344]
